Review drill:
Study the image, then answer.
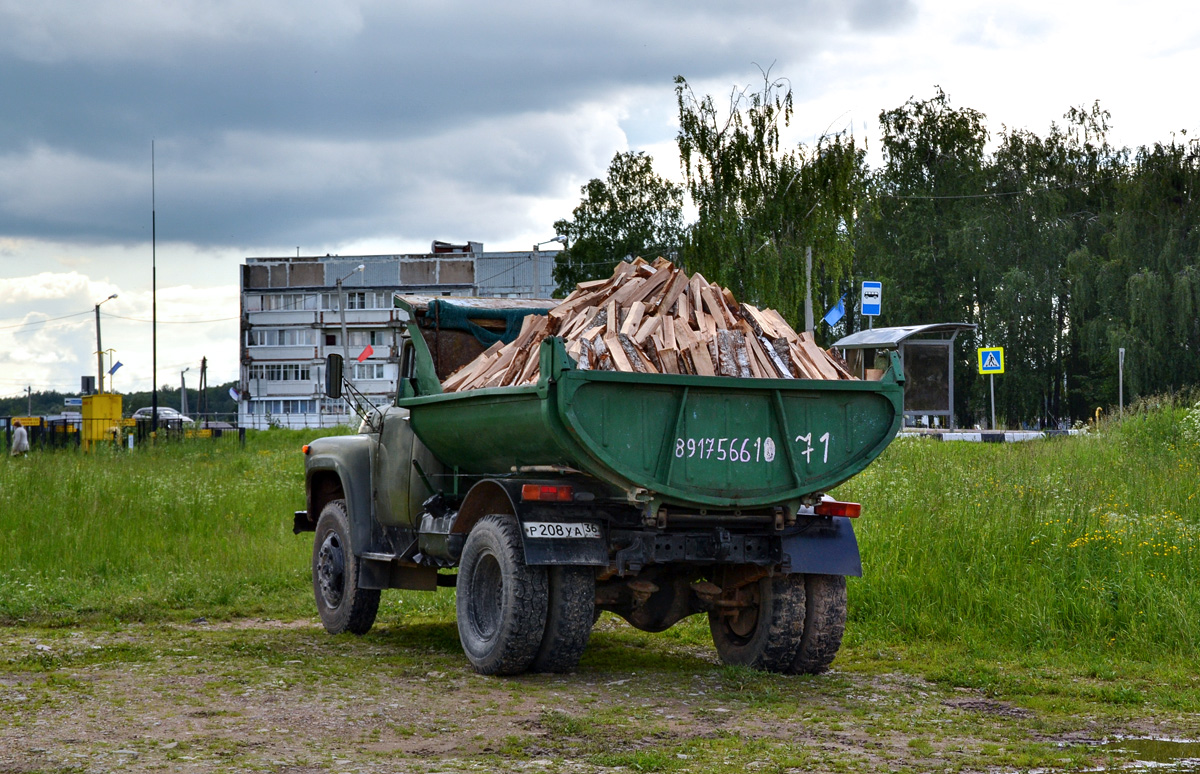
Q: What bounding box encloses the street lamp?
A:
[335,264,366,369]
[180,367,190,416]
[533,235,567,251]
[94,293,118,393]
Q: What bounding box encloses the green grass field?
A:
[1,403,1197,661]
[2,404,1199,771]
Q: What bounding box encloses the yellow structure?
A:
[82,393,123,450]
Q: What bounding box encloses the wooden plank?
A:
[604,332,634,372]
[798,332,840,380]
[632,313,661,345]
[689,275,705,321]
[787,343,818,379]
[824,347,857,380]
[608,275,648,308]
[700,285,728,330]
[739,326,768,378]
[516,342,543,384]
[710,283,737,328]
[576,338,593,370]
[690,338,716,376]
[661,314,677,350]
[590,334,614,371]
[740,303,781,339]
[619,334,658,374]
[715,330,739,377]
[758,335,793,379]
[605,299,618,337]
[652,269,690,316]
[619,301,645,337]
[763,308,800,345]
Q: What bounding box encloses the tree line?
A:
[552,74,1200,426]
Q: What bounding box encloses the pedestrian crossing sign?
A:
[978,347,1005,374]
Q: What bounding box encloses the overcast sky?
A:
[1,0,1197,400]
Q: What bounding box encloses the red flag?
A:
[356,344,374,362]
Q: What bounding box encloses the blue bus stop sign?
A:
[861,281,881,317]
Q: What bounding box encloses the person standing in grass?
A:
[10,420,29,457]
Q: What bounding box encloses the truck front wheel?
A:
[312,499,380,635]
[709,574,806,673]
[456,515,549,675]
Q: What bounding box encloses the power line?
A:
[102,313,237,324]
[0,309,92,331]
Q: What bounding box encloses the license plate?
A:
[523,522,601,539]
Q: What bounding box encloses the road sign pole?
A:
[1118,347,1125,415]
[990,374,996,430]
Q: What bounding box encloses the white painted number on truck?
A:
[673,433,831,464]
[674,436,777,463]
[795,432,831,464]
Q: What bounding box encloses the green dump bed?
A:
[399,336,903,511]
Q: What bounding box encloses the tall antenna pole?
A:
[151,142,158,434]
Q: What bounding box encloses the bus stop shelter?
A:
[833,323,976,429]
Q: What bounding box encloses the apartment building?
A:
[238,242,557,428]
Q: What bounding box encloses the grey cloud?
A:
[0,1,899,249]
[844,0,918,31]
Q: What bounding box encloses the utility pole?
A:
[180,367,190,415]
[26,386,31,417]
[336,264,365,376]
[804,246,814,333]
[94,293,117,393]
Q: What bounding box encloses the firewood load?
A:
[441,257,857,392]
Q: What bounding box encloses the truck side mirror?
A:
[325,354,344,399]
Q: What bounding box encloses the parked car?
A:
[131,407,193,424]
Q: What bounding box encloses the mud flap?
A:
[778,516,862,577]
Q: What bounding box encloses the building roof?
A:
[832,323,976,350]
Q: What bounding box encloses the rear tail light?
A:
[521,484,574,502]
[814,499,861,518]
[301,445,311,455]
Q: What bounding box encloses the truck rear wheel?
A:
[709,574,806,673]
[532,566,595,673]
[312,499,380,635]
[789,574,847,674]
[456,515,549,675]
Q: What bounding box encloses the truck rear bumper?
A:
[605,516,860,577]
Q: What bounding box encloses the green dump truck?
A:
[295,296,904,675]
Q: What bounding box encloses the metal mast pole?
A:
[95,303,104,394]
[151,142,158,434]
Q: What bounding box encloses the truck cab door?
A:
[373,337,417,528]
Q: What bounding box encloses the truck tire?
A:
[312,499,380,635]
[789,574,847,674]
[532,566,595,673]
[709,574,806,673]
[456,515,549,675]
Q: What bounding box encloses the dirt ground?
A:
[0,618,1162,773]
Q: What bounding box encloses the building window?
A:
[348,330,386,347]
[353,363,387,380]
[325,333,337,346]
[321,398,348,415]
[321,291,392,310]
[256,293,317,311]
[248,329,316,347]
[249,364,312,381]
[252,399,316,415]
